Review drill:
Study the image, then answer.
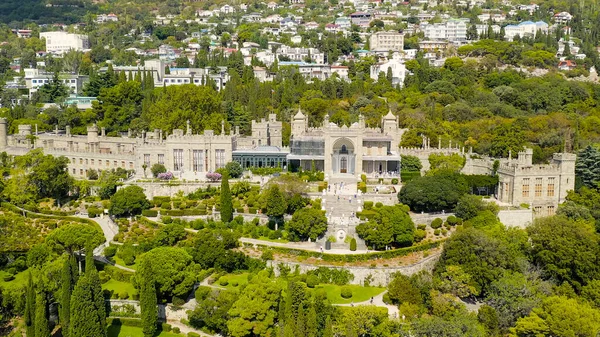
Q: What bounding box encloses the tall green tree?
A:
[34,292,50,337]
[140,259,158,337]
[60,255,78,337]
[109,185,150,217]
[265,185,287,220]
[25,272,36,337]
[70,248,106,337]
[220,172,233,223]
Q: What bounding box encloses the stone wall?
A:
[498,209,533,228]
[267,253,440,287]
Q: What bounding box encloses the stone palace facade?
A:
[0,111,575,212]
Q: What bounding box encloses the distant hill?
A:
[0,0,96,25]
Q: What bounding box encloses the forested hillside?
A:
[0,0,94,25]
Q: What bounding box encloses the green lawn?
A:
[107,324,183,337]
[257,236,289,243]
[112,255,138,270]
[317,284,385,304]
[0,269,29,288]
[102,279,138,298]
[217,273,249,290]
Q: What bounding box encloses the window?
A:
[534,206,542,214]
[173,149,184,171]
[129,162,134,169]
[80,169,83,175]
[535,178,542,197]
[121,161,125,168]
[215,149,225,169]
[106,160,109,167]
[193,150,204,172]
[91,159,94,165]
[522,178,530,197]
[79,158,83,164]
[144,154,150,166]
[158,154,164,165]
[547,177,555,197]
[547,206,555,216]
[113,161,117,167]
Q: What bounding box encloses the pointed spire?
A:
[294,106,305,119]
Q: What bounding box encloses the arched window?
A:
[341,145,348,154]
[340,157,347,173]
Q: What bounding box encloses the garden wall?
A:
[267,253,441,287]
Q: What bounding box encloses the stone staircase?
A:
[319,174,368,251]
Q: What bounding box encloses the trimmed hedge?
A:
[2,203,101,228]
[253,241,442,263]
[141,209,158,217]
[106,317,143,327]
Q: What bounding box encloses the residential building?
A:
[503,21,549,41]
[40,31,90,54]
[423,19,467,43]
[350,12,372,27]
[370,54,406,87]
[369,31,404,52]
[553,12,573,25]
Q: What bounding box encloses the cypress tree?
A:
[60,256,75,337]
[118,71,127,83]
[25,272,35,337]
[296,305,306,337]
[128,70,133,81]
[220,172,233,223]
[306,305,317,337]
[70,247,106,337]
[34,292,50,337]
[135,71,142,83]
[323,316,333,337]
[140,259,158,337]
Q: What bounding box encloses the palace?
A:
[0,110,576,213]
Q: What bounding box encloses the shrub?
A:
[417,224,426,230]
[231,280,239,287]
[3,274,14,282]
[375,202,383,208]
[218,277,229,286]
[172,327,181,334]
[306,274,319,288]
[382,293,391,304]
[361,174,367,183]
[104,245,117,258]
[99,271,111,283]
[142,209,158,217]
[441,229,448,236]
[118,291,129,300]
[350,238,357,251]
[195,286,212,302]
[172,296,185,306]
[391,178,399,184]
[161,324,172,332]
[364,201,374,210]
[431,218,443,229]
[161,202,171,210]
[358,182,367,193]
[188,333,201,337]
[340,286,353,299]
[434,229,441,236]
[414,229,426,242]
[446,215,458,226]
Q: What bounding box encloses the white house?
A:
[40,31,90,54]
[553,12,573,25]
[504,21,548,41]
[370,54,406,87]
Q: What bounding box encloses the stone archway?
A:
[332,138,356,174]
